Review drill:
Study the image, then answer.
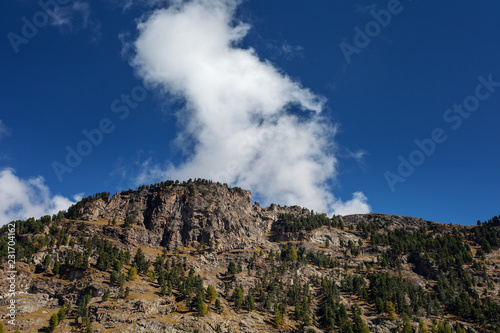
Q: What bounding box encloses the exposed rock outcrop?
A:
[76,184,270,252]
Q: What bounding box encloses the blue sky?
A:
[1,0,499,226]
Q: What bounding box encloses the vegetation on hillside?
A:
[0,183,499,332]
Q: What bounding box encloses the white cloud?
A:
[49,7,72,27]
[130,0,370,215]
[47,2,100,38]
[0,168,76,226]
[49,2,87,27]
[331,192,371,216]
[0,120,11,139]
[345,148,368,166]
[280,42,304,60]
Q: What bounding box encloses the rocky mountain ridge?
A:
[69,181,437,251]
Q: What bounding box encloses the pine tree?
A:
[128,266,138,280]
[168,280,173,295]
[133,248,148,273]
[431,322,437,333]
[161,282,168,296]
[386,301,396,320]
[197,300,208,316]
[207,285,217,303]
[110,270,119,285]
[48,313,59,332]
[43,254,51,270]
[232,286,244,310]
[246,294,255,311]
[53,260,60,275]
[352,304,370,333]
[418,319,429,333]
[228,261,237,275]
[123,215,134,228]
[215,298,223,314]
[402,314,412,333]
[289,246,298,263]
[118,273,126,287]
[57,304,67,321]
[436,322,444,333]
[102,289,110,302]
[274,308,284,327]
[85,315,92,333]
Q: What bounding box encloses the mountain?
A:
[0,179,499,333]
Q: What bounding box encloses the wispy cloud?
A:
[264,40,304,61]
[0,120,11,140]
[280,42,304,60]
[347,149,367,163]
[129,0,370,215]
[48,2,100,39]
[0,168,77,226]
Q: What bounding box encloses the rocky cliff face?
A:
[74,183,440,252]
[76,183,268,251]
[74,183,336,252]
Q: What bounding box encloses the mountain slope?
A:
[0,180,499,333]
